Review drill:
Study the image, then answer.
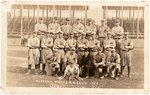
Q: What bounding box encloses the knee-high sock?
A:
[35,64,38,69]
[115,69,119,77]
[37,64,40,69]
[121,66,125,75]
[128,66,131,76]
[54,68,59,75]
[42,64,45,71]
[28,64,31,69]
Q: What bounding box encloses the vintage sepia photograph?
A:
[1,0,149,94]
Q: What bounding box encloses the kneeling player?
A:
[46,49,61,77]
[93,47,106,79]
[106,49,120,80]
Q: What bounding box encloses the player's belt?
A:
[29,47,39,49]
[122,50,130,52]
[63,33,69,35]
[42,48,51,50]
[77,47,85,51]
[89,48,96,52]
[105,49,110,51]
[114,36,122,39]
[77,50,85,52]
[114,37,121,39]
[99,36,106,38]
[37,31,45,35]
[57,48,64,50]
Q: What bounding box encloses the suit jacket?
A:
[81,54,94,67]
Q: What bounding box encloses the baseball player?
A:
[34,17,47,35]
[93,47,106,79]
[48,17,61,37]
[40,31,53,75]
[64,47,78,66]
[34,18,47,70]
[65,32,77,54]
[53,30,66,75]
[111,19,124,55]
[103,32,116,77]
[46,49,61,77]
[76,32,89,68]
[97,19,110,47]
[88,32,100,56]
[73,18,85,38]
[73,31,80,40]
[85,19,97,35]
[26,31,40,75]
[103,32,116,49]
[106,49,121,80]
[120,32,134,78]
[61,18,72,40]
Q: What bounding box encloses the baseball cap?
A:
[57,30,63,34]
[81,32,86,35]
[44,31,49,33]
[39,17,43,20]
[124,32,129,35]
[107,32,112,35]
[101,19,106,22]
[105,45,110,49]
[54,17,58,20]
[73,31,78,34]
[97,47,102,51]
[53,49,58,52]
[115,19,120,23]
[111,48,116,52]
[76,18,80,21]
[47,30,54,34]
[69,47,76,51]
[91,32,96,35]
[33,31,37,34]
[66,18,70,21]
[88,19,92,22]
[69,32,74,35]
[87,32,93,36]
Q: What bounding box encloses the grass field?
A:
[6,46,144,88]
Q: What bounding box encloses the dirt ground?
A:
[6,46,144,88]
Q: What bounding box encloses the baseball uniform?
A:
[107,51,120,80]
[41,36,53,64]
[28,36,40,65]
[61,24,72,40]
[120,34,134,78]
[111,25,124,55]
[48,22,61,34]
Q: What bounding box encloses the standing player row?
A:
[27,27,134,81]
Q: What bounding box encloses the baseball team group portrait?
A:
[4,1,148,92]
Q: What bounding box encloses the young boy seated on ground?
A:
[63,62,80,80]
[57,48,83,81]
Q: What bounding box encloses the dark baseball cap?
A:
[66,18,70,21]
[115,19,120,23]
